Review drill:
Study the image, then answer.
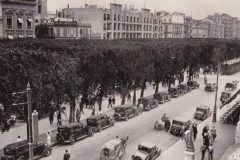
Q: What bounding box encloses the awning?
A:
[27,18,32,22]
[17,18,23,23]
[7,35,13,39]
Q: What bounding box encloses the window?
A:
[17,17,23,30]
[107,14,110,20]
[114,14,116,21]
[127,16,128,22]
[107,23,111,30]
[103,13,106,20]
[7,16,12,29]
[103,23,106,31]
[80,29,82,35]
[27,17,32,29]
[38,5,42,14]
[118,15,120,21]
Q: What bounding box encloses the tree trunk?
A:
[133,87,136,105]
[140,80,146,98]
[98,95,103,111]
[121,93,126,105]
[69,95,76,123]
[155,79,159,93]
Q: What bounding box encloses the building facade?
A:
[35,0,47,24]
[0,0,36,38]
[191,20,208,38]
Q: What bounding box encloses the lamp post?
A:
[212,62,220,122]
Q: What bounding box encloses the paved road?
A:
[41,73,240,160]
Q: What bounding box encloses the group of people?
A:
[108,96,116,108]
[200,125,217,160]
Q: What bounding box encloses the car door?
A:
[75,126,82,139]
[101,115,107,127]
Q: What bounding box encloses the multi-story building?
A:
[191,20,208,38]
[156,11,185,38]
[201,17,224,38]
[184,16,192,38]
[0,0,37,38]
[35,0,48,24]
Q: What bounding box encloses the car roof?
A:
[139,141,156,148]
[139,95,153,99]
[102,139,122,150]
[58,122,83,129]
[197,105,208,110]
[173,117,189,122]
[155,91,168,94]
[5,140,29,149]
[87,114,106,119]
[115,104,133,108]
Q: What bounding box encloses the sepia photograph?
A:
[0,0,240,160]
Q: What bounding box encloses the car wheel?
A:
[44,149,52,157]
[70,136,75,145]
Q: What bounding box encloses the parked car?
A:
[131,142,161,160]
[138,96,158,111]
[168,87,182,98]
[153,92,171,104]
[220,91,231,104]
[194,105,211,120]
[86,114,114,132]
[100,136,128,160]
[170,118,190,136]
[56,122,94,144]
[114,104,139,121]
[187,80,200,89]
[205,83,217,92]
[225,82,237,91]
[177,84,191,94]
[1,140,51,160]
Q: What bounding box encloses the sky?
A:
[48,0,240,19]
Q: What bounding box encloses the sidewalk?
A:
[158,101,236,160]
[0,84,162,150]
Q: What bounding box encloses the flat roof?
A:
[102,139,122,150]
[197,105,209,109]
[140,141,156,148]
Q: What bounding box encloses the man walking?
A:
[200,144,207,160]
[210,126,217,142]
[112,97,116,107]
[108,97,112,108]
[76,108,81,123]
[63,150,70,160]
[208,144,214,160]
[164,117,171,132]
[192,123,198,141]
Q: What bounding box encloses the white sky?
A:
[48,0,240,19]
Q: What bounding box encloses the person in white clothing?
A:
[47,132,51,146]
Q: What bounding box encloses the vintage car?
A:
[56,122,94,144]
[1,140,51,160]
[168,87,182,98]
[220,91,231,104]
[170,118,190,136]
[205,83,217,92]
[86,114,114,132]
[138,96,158,111]
[100,136,128,160]
[131,142,161,160]
[153,92,171,104]
[187,80,200,90]
[194,105,211,120]
[114,104,139,121]
[225,82,237,91]
[177,84,191,94]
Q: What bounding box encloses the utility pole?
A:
[212,62,220,122]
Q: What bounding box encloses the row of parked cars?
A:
[0,80,200,160]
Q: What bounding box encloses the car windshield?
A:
[138,145,151,154]
[115,108,125,112]
[196,108,206,113]
[172,120,184,126]
[225,83,234,88]
[4,148,16,156]
[58,128,69,133]
[221,92,230,97]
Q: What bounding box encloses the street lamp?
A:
[212,62,220,122]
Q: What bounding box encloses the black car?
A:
[114,104,139,121]
[194,105,212,120]
[170,118,190,136]
[138,96,158,111]
[1,140,51,160]
[86,114,114,132]
[168,87,182,98]
[177,84,191,94]
[225,82,237,91]
[187,80,200,90]
[220,91,231,104]
[153,92,171,104]
[205,83,217,92]
[56,122,94,144]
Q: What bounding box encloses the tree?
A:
[35,24,50,39]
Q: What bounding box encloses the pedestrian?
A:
[76,108,81,123]
[57,111,62,126]
[210,126,217,142]
[202,125,209,137]
[208,144,214,160]
[203,133,210,149]
[79,99,84,114]
[63,150,70,160]
[164,117,171,132]
[200,144,207,160]
[47,131,51,146]
[127,93,131,102]
[192,123,198,141]
[49,109,54,125]
[108,97,112,108]
[112,96,116,106]
[16,136,22,142]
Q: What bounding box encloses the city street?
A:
[41,72,240,160]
